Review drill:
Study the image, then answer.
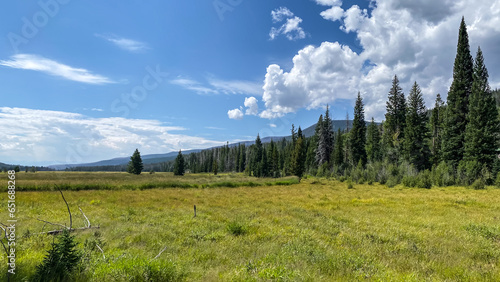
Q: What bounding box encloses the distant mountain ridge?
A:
[47,119,376,170]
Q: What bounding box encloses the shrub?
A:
[471,179,486,190]
[347,179,354,189]
[417,170,432,189]
[496,172,500,188]
[386,176,399,188]
[33,229,81,281]
[433,161,455,187]
[227,220,248,236]
[402,175,418,188]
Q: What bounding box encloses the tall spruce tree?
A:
[463,47,500,169]
[385,75,407,144]
[332,128,344,169]
[350,92,367,166]
[442,17,474,167]
[291,134,306,178]
[252,134,263,177]
[366,117,381,163]
[316,106,334,165]
[127,148,144,175]
[173,150,185,176]
[403,82,430,170]
[430,94,445,166]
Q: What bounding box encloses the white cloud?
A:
[244,97,259,115]
[0,54,115,84]
[271,7,294,23]
[170,78,218,95]
[0,107,224,165]
[227,108,244,120]
[269,7,306,41]
[208,78,262,95]
[96,34,149,52]
[320,6,344,21]
[257,0,500,120]
[171,76,262,96]
[269,123,277,128]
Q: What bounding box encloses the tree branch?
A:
[79,206,91,228]
[57,186,72,230]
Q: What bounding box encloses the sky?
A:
[0,0,499,166]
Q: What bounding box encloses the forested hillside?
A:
[171,17,499,188]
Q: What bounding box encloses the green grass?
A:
[3,172,500,280]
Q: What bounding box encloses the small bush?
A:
[227,220,248,236]
[338,176,346,182]
[32,229,81,281]
[417,170,432,189]
[471,179,486,190]
[347,179,354,189]
[386,176,399,188]
[496,172,500,188]
[402,175,418,188]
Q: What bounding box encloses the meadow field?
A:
[3,172,500,281]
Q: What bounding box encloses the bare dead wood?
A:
[79,206,91,228]
[96,244,105,260]
[150,246,167,261]
[57,186,72,230]
[36,218,69,230]
[0,225,9,257]
[37,226,100,236]
[32,189,100,236]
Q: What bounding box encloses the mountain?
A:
[48,119,377,170]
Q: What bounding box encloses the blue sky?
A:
[0,0,499,165]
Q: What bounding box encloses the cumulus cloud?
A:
[0,54,115,84]
[269,7,306,40]
[244,97,259,115]
[227,108,244,120]
[258,0,500,120]
[0,107,223,165]
[96,34,149,52]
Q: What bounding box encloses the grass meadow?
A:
[2,172,500,281]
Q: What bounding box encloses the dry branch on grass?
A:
[33,187,99,235]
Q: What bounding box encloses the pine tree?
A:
[366,117,381,163]
[252,134,263,177]
[350,92,367,166]
[316,106,334,165]
[260,147,269,177]
[442,17,474,167]
[33,229,81,281]
[212,159,218,175]
[385,75,407,146]
[173,150,185,176]
[430,94,445,166]
[291,133,306,178]
[403,82,430,170]
[463,47,500,169]
[127,149,143,175]
[332,128,344,169]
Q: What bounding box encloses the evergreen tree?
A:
[332,129,344,168]
[173,150,185,176]
[291,134,306,178]
[350,92,367,166]
[430,94,445,166]
[442,17,474,166]
[260,147,269,177]
[403,82,430,170]
[464,47,500,169]
[127,149,143,175]
[385,75,407,148]
[33,229,81,281]
[212,159,218,175]
[366,117,381,163]
[252,134,263,177]
[316,106,334,165]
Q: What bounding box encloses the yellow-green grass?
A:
[2,174,500,281]
[10,171,299,191]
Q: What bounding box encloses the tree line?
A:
[170,17,500,188]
